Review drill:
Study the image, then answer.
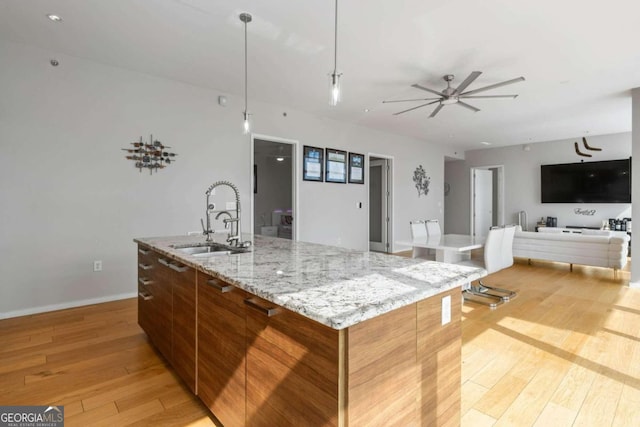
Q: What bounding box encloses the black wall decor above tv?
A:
[541,158,631,203]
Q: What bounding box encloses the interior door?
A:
[473,169,493,238]
[370,159,389,252]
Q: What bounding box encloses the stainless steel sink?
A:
[172,243,249,257]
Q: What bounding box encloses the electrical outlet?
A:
[93,260,102,272]
[441,295,451,325]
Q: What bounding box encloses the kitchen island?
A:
[134,234,486,426]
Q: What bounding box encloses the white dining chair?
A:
[409,220,431,259]
[425,219,441,237]
[424,219,441,258]
[460,225,518,308]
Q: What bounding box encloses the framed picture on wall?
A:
[348,152,365,184]
[303,145,324,181]
[325,148,347,183]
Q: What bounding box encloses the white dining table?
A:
[397,234,485,263]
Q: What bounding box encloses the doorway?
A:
[252,136,297,240]
[369,156,393,252]
[470,165,504,238]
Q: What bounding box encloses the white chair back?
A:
[410,220,427,240]
[501,225,516,269]
[425,219,441,237]
[483,227,505,274]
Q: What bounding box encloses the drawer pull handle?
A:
[207,279,234,293]
[138,277,153,286]
[138,263,153,270]
[138,248,150,255]
[169,263,189,273]
[244,298,279,317]
[158,258,170,267]
[138,292,153,301]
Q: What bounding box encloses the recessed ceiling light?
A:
[364,108,370,113]
[480,141,491,145]
[276,157,284,162]
[47,14,63,22]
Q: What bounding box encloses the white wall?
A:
[0,40,452,317]
[445,132,632,233]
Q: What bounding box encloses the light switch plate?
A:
[226,201,236,210]
[441,295,451,325]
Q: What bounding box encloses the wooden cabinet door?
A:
[171,260,196,393]
[197,272,247,427]
[245,296,340,427]
[152,255,173,362]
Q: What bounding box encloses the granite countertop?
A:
[134,234,487,330]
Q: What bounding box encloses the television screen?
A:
[541,159,631,203]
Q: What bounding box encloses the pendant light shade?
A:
[329,0,342,106]
[240,12,252,134]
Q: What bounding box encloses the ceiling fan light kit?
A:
[384,71,525,118]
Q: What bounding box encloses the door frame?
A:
[368,153,394,253]
[251,134,299,241]
[469,165,504,237]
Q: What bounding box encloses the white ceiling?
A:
[2,0,640,151]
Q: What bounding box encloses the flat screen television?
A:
[541,159,631,203]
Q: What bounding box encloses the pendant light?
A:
[329,0,341,106]
[240,12,252,133]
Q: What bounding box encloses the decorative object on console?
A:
[122,135,177,174]
[413,165,430,197]
[574,137,602,157]
[383,71,525,118]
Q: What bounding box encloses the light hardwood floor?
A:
[1,258,638,426]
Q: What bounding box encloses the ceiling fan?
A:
[383,71,525,118]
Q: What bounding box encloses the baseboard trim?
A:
[0,292,138,320]
[629,281,640,289]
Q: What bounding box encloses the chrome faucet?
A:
[201,181,250,248]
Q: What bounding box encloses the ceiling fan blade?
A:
[429,104,444,118]
[457,101,480,112]
[382,97,442,104]
[460,77,525,96]
[393,100,440,115]
[459,95,518,99]
[411,83,445,97]
[452,71,482,96]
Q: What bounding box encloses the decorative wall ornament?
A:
[122,135,177,174]
[413,165,431,197]
[574,208,596,216]
[574,137,602,158]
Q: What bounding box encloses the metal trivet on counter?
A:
[122,134,177,174]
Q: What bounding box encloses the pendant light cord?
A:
[244,19,248,113]
[333,0,338,74]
